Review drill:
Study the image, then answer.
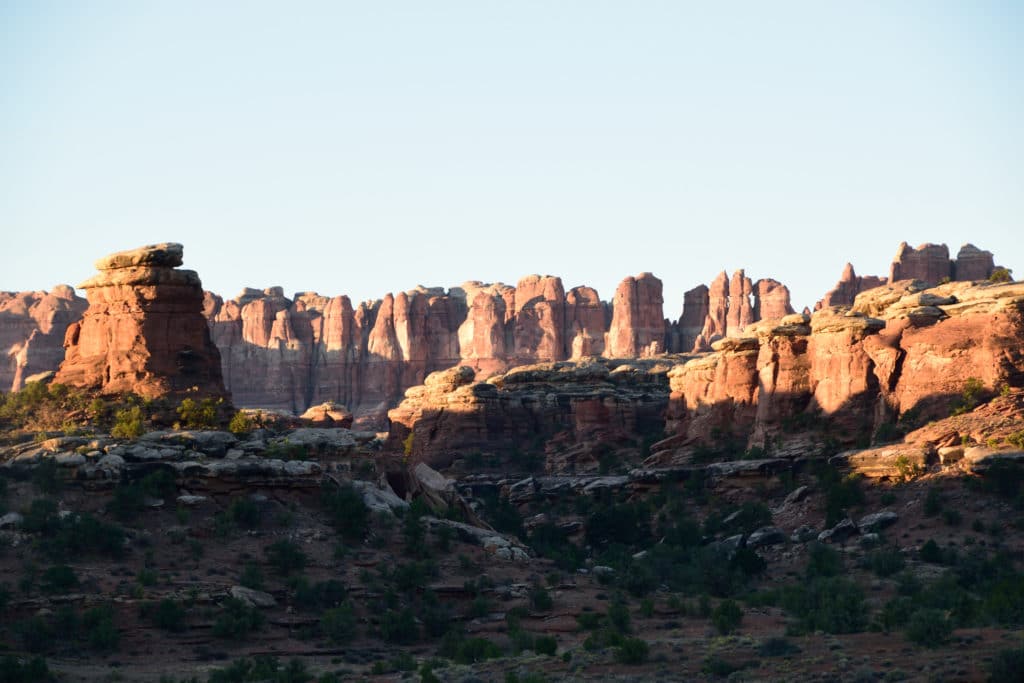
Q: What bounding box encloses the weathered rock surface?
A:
[1,286,87,391]
[656,278,1024,461]
[685,271,794,351]
[54,244,225,398]
[816,263,887,310]
[386,359,671,470]
[889,241,999,286]
[606,273,667,358]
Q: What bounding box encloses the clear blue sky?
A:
[2,1,1021,313]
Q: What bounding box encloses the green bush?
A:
[17,615,54,653]
[82,606,119,652]
[585,502,651,549]
[320,483,369,541]
[529,583,553,611]
[228,411,254,435]
[265,540,307,576]
[111,405,145,439]
[712,599,743,635]
[176,397,220,429]
[866,547,905,578]
[320,603,357,643]
[379,607,418,644]
[40,565,78,593]
[781,577,867,634]
[213,597,264,639]
[206,656,310,683]
[951,377,986,415]
[615,637,649,665]
[758,636,800,657]
[451,637,502,664]
[149,598,186,632]
[989,267,1013,283]
[806,542,843,578]
[989,648,1024,682]
[0,655,53,682]
[533,635,557,656]
[292,577,346,611]
[904,608,952,647]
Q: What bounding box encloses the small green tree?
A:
[111,406,144,439]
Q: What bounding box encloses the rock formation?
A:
[687,271,794,351]
[54,243,225,398]
[655,279,1024,463]
[889,241,999,286]
[1,286,87,391]
[815,263,887,310]
[387,360,671,470]
[606,273,667,358]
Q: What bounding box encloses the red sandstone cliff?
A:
[54,243,225,398]
[1,286,87,391]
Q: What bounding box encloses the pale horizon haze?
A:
[2,2,1021,313]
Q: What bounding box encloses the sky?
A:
[2,1,1021,314]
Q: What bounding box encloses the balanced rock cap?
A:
[94,242,184,271]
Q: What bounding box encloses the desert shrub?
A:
[292,577,347,611]
[723,501,773,535]
[451,637,502,664]
[31,459,62,494]
[39,565,78,594]
[873,422,901,444]
[904,608,952,647]
[615,637,649,665]
[529,582,553,611]
[533,635,557,656]
[227,497,261,529]
[176,397,220,429]
[111,405,145,439]
[806,542,843,578]
[815,465,865,527]
[989,648,1024,682]
[951,377,986,415]
[758,636,800,657]
[781,577,868,634]
[919,539,944,564]
[0,655,53,682]
[213,598,263,639]
[16,615,54,653]
[228,411,254,435]
[265,540,306,576]
[207,657,310,683]
[866,546,906,578]
[712,599,743,635]
[585,501,651,550]
[379,607,418,644]
[82,606,119,652]
[923,488,943,516]
[25,503,125,561]
[529,523,585,571]
[989,267,1013,283]
[320,603,357,643]
[239,562,263,590]
[481,493,524,537]
[320,483,369,540]
[894,454,924,482]
[148,598,186,632]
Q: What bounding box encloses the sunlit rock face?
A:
[54,243,226,398]
[655,279,1024,461]
[1,286,87,391]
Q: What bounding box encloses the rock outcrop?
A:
[212,274,652,424]
[816,263,887,310]
[655,279,1024,462]
[387,360,671,470]
[54,243,225,398]
[686,271,794,351]
[889,242,999,286]
[1,286,87,391]
[606,273,666,358]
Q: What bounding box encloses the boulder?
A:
[229,585,277,608]
[858,511,898,533]
[817,518,859,544]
